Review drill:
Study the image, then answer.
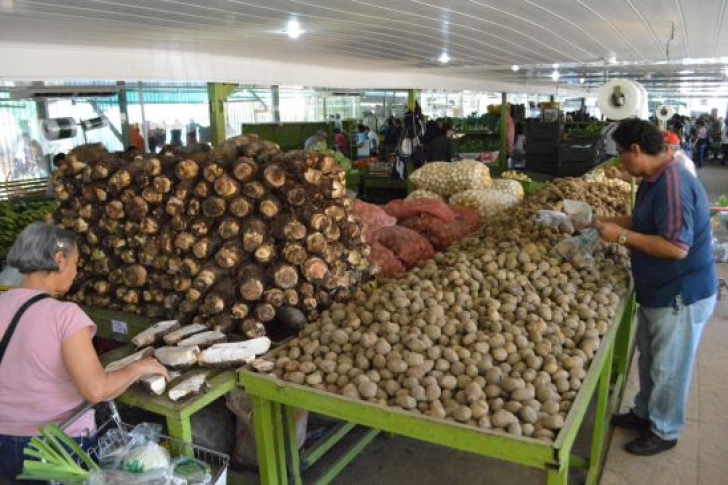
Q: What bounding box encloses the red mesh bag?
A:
[369,241,405,279]
[383,198,456,223]
[400,215,470,250]
[374,225,435,267]
[450,206,483,233]
[351,199,396,243]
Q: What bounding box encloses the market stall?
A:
[239,292,635,485]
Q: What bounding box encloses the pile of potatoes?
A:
[272,178,631,441]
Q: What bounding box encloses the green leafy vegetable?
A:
[17,424,99,483]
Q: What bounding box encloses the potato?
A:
[465,381,484,403]
[510,387,535,402]
[452,405,473,422]
[540,414,565,430]
[396,395,417,410]
[491,409,517,429]
[519,405,538,424]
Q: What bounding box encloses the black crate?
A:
[526,153,559,175]
[558,143,602,165]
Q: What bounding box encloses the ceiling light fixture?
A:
[553,63,559,69]
[439,52,450,64]
[286,19,303,39]
[579,77,585,84]
[511,65,520,72]
[551,70,560,81]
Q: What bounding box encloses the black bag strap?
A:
[0,293,51,366]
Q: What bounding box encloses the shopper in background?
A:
[0,223,169,483]
[663,130,697,177]
[693,120,709,168]
[333,127,349,157]
[366,126,379,156]
[45,153,66,198]
[720,118,728,166]
[304,129,327,150]
[129,123,144,152]
[355,124,370,158]
[595,118,716,456]
[426,124,454,162]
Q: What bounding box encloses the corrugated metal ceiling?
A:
[0,0,727,96]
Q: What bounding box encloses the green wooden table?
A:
[239,294,636,485]
[101,346,237,443]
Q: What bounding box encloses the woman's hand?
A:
[131,358,170,382]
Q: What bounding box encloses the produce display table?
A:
[100,346,237,443]
[239,293,636,485]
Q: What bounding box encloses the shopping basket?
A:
[48,401,229,485]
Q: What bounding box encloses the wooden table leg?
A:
[252,395,286,485]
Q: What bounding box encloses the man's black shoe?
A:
[625,431,677,456]
[611,410,650,431]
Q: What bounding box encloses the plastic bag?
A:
[351,199,396,244]
[123,442,171,474]
[563,199,594,231]
[450,206,483,233]
[369,241,406,278]
[87,468,181,485]
[449,189,519,220]
[536,210,574,234]
[225,388,308,469]
[553,228,601,268]
[374,225,436,267]
[383,198,456,222]
[400,213,476,251]
[171,456,212,485]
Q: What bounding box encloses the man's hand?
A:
[595,220,624,244]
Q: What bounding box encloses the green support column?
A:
[117,81,131,148]
[271,85,281,124]
[499,92,508,171]
[407,89,419,111]
[207,83,237,146]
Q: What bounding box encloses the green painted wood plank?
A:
[286,407,304,485]
[314,428,379,485]
[252,396,286,485]
[301,422,357,469]
[240,372,553,469]
[83,306,154,343]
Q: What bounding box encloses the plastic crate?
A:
[525,153,559,175]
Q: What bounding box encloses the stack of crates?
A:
[525,121,560,175]
[558,135,603,177]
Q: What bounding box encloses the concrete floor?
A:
[231,164,728,485]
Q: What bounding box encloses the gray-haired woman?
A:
[0,223,169,483]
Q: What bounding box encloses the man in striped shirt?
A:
[595,118,717,456]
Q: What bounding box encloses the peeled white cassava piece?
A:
[105,347,154,372]
[490,178,524,201]
[168,372,208,401]
[198,342,256,368]
[154,346,200,367]
[163,323,209,345]
[449,189,519,220]
[131,320,180,347]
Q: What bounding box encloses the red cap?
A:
[664,131,680,145]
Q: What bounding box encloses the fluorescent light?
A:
[439,52,450,64]
[286,19,302,39]
[511,64,520,72]
[551,70,560,81]
[579,77,585,84]
[552,63,559,69]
